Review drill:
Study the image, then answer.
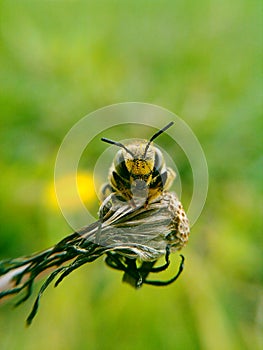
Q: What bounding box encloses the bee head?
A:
[101,122,174,197]
[117,140,156,183]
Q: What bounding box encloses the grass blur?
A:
[0,1,262,350]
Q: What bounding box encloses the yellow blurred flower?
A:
[46,171,97,211]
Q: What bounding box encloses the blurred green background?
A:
[0,1,262,349]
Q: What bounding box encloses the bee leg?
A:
[99,183,113,202]
[143,197,149,209]
[143,255,185,286]
[148,245,171,273]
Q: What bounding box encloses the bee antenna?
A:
[143,121,174,158]
[101,137,135,157]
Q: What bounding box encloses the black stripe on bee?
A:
[111,170,132,199]
[149,170,167,190]
[114,151,130,179]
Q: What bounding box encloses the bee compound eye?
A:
[116,162,130,179]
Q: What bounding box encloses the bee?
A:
[99,122,176,218]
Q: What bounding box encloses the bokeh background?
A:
[0,1,262,349]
